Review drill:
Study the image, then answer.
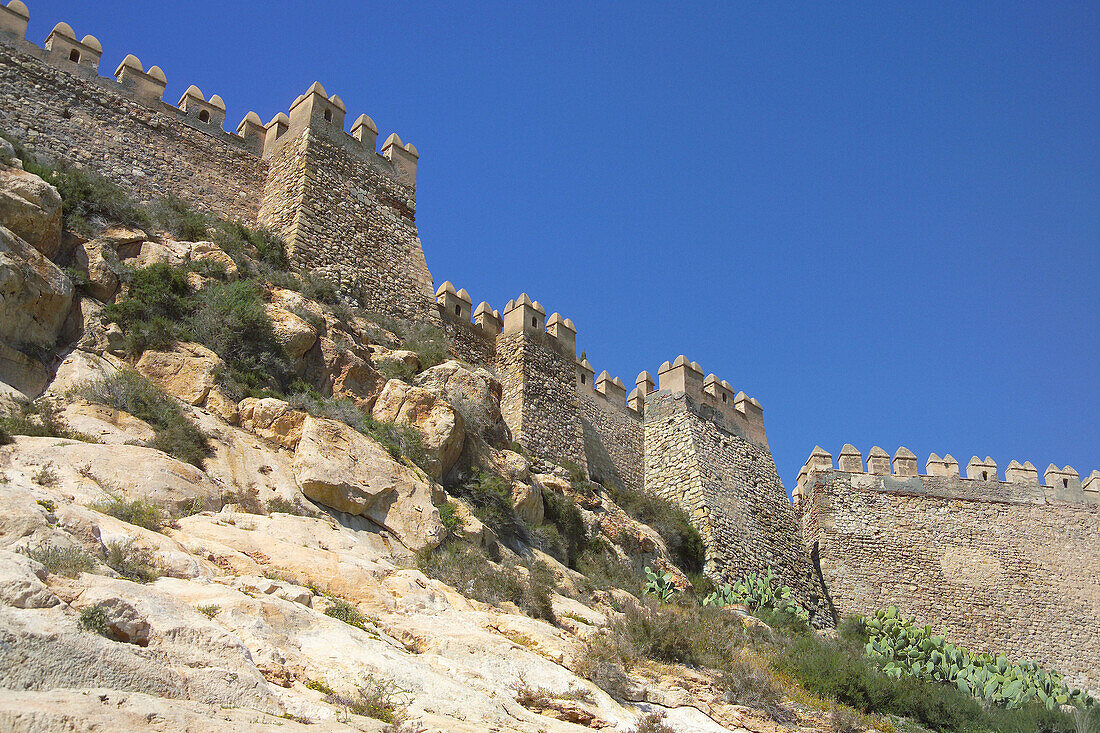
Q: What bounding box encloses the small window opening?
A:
[69,49,81,63]
[454,304,461,316]
[324,108,333,122]
[532,317,538,328]
[721,393,727,403]
[982,471,988,480]
[580,374,586,385]
[198,109,211,123]
[1063,478,1069,488]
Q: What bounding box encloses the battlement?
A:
[794,444,1099,508]
[0,1,417,186]
[654,355,766,445]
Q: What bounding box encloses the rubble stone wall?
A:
[802,470,1100,693]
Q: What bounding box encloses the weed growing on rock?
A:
[21,543,96,577]
[104,540,159,583]
[305,679,335,696]
[435,501,462,534]
[446,471,528,545]
[328,677,410,724]
[196,604,220,619]
[92,492,167,532]
[0,399,95,443]
[632,712,675,733]
[72,370,210,467]
[79,605,112,637]
[35,498,56,513]
[150,196,207,240]
[323,598,375,634]
[47,164,151,234]
[604,482,704,574]
[32,463,58,486]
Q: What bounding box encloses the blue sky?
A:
[29,2,1098,492]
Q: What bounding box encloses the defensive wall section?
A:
[433,283,816,603]
[0,2,436,322]
[795,445,1100,693]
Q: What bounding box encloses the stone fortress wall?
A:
[795,445,1100,693]
[5,0,1095,682]
[0,2,436,322]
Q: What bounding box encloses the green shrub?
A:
[197,604,220,619]
[72,370,210,466]
[21,543,96,577]
[265,496,311,516]
[324,598,373,632]
[150,196,207,240]
[48,165,151,234]
[104,540,159,583]
[717,652,783,715]
[79,605,112,637]
[190,278,294,395]
[447,471,527,545]
[436,501,462,534]
[36,498,56,512]
[605,482,704,574]
[0,399,94,442]
[92,489,167,531]
[540,489,587,568]
[417,541,555,622]
[211,220,288,269]
[632,712,675,733]
[102,263,193,353]
[326,677,409,724]
[305,679,335,696]
[574,537,645,598]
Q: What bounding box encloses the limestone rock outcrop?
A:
[414,359,508,443]
[292,416,445,551]
[236,397,306,451]
[372,379,465,480]
[136,342,222,406]
[0,165,62,259]
[0,225,73,347]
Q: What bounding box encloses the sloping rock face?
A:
[0,341,47,399]
[292,416,445,551]
[0,226,72,348]
[0,165,62,259]
[372,379,465,480]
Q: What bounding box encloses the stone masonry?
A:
[797,448,1100,694]
[0,6,438,323]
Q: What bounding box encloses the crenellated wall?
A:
[0,1,437,322]
[796,445,1100,693]
[643,367,821,608]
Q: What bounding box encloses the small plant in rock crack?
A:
[79,605,112,637]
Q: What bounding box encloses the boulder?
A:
[372,379,465,480]
[60,401,156,445]
[292,416,444,551]
[45,349,118,398]
[0,166,62,259]
[511,481,544,525]
[188,241,238,280]
[302,336,381,404]
[116,238,192,268]
[236,397,306,451]
[0,225,73,347]
[0,341,47,398]
[72,237,123,302]
[265,303,317,361]
[370,346,420,374]
[59,295,111,351]
[136,342,222,406]
[414,360,507,443]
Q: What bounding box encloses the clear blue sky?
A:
[30,2,1099,492]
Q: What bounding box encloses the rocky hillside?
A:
[1,136,1094,733]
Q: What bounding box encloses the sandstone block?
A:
[0,225,74,347]
[372,379,465,480]
[0,166,62,259]
[136,342,223,406]
[292,416,444,551]
[236,397,305,450]
[60,401,156,445]
[265,303,317,361]
[0,341,47,398]
[188,241,238,280]
[511,481,544,525]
